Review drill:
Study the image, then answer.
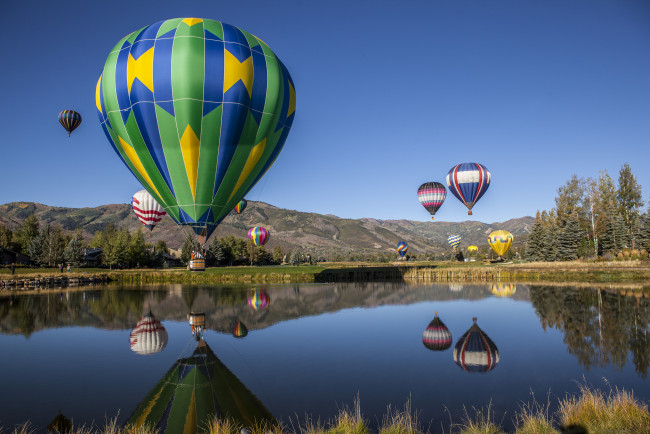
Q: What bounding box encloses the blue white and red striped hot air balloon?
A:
[417,182,446,220]
[132,189,167,231]
[446,163,491,215]
[129,310,168,355]
[453,317,499,373]
[422,311,452,351]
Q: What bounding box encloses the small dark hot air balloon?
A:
[453,317,499,373]
[422,311,452,351]
[417,182,446,220]
[58,110,82,136]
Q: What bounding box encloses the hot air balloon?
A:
[453,317,499,373]
[422,312,452,351]
[417,182,446,220]
[488,230,513,258]
[467,245,478,254]
[130,310,169,355]
[58,110,82,136]
[248,290,270,311]
[235,199,248,214]
[232,319,248,338]
[248,227,269,246]
[189,250,205,271]
[97,18,296,246]
[491,283,517,297]
[189,312,206,340]
[397,241,408,258]
[446,163,491,215]
[132,189,167,231]
[448,235,461,249]
[127,339,276,432]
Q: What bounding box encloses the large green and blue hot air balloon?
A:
[97,18,296,243]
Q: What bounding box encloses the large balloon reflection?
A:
[130,310,168,355]
[127,339,275,432]
[248,290,270,311]
[453,317,499,373]
[422,312,452,351]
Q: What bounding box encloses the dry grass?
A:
[455,402,504,434]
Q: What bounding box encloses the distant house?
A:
[83,248,103,267]
[0,247,32,265]
[162,252,182,268]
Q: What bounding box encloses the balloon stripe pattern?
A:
[132,189,167,230]
[446,163,491,215]
[58,110,82,136]
[97,18,295,241]
[397,241,408,258]
[129,311,168,355]
[234,199,247,214]
[422,314,452,351]
[453,318,499,373]
[417,182,446,218]
[247,227,269,246]
[447,235,461,249]
[487,230,513,257]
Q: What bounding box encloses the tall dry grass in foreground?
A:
[3,386,649,434]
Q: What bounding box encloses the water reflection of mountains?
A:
[0,283,528,336]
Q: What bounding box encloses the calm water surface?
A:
[0,282,648,432]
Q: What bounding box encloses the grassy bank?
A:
[7,385,649,433]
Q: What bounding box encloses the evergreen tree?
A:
[64,230,86,266]
[15,214,39,254]
[28,227,45,266]
[613,214,629,250]
[205,237,225,266]
[40,225,67,267]
[558,216,581,261]
[640,212,650,251]
[525,212,545,261]
[617,163,644,248]
[600,212,616,254]
[555,175,584,227]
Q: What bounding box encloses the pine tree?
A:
[525,212,545,261]
[15,214,40,255]
[617,163,644,248]
[558,216,581,261]
[555,175,584,227]
[613,214,629,250]
[64,230,86,266]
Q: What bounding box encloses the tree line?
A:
[525,163,649,261]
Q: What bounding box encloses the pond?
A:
[0,282,648,432]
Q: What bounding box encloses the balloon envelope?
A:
[417,182,446,219]
[491,283,517,297]
[59,110,82,136]
[129,311,168,355]
[132,189,167,230]
[397,241,408,258]
[248,290,270,311]
[97,18,295,242]
[447,235,461,249]
[232,319,248,338]
[467,245,478,253]
[422,313,452,351]
[446,163,491,215]
[248,227,269,246]
[488,230,513,257]
[235,199,247,214]
[453,318,499,373]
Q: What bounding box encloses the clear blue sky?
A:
[1,0,648,223]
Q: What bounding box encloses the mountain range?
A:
[0,201,533,257]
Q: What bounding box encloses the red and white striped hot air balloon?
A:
[129,311,168,355]
[131,190,166,231]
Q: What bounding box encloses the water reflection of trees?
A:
[529,286,650,378]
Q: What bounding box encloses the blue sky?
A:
[1,0,648,223]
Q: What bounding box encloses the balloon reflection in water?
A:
[248,290,270,311]
[491,283,517,297]
[453,317,499,373]
[130,310,168,355]
[448,283,464,292]
[422,312,452,351]
[232,319,248,338]
[127,339,276,432]
[189,312,206,341]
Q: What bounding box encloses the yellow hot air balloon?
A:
[487,230,513,258]
[467,245,478,254]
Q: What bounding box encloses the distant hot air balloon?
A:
[132,189,167,231]
[422,312,452,351]
[488,230,513,258]
[448,235,461,249]
[189,312,206,340]
[491,283,517,297]
[248,290,270,311]
[58,110,82,136]
[232,319,248,338]
[235,199,248,214]
[127,340,276,432]
[417,182,446,220]
[97,18,296,246]
[446,163,491,215]
[467,245,478,254]
[248,227,269,246]
[453,317,499,373]
[130,310,168,355]
[397,241,408,258]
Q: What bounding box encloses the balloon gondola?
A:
[130,310,169,355]
[189,312,206,341]
[453,317,499,373]
[97,18,296,246]
[190,250,205,271]
[446,163,491,215]
[417,182,446,220]
[422,311,452,351]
